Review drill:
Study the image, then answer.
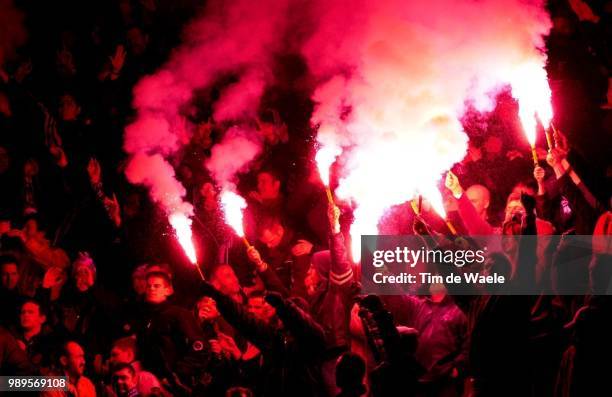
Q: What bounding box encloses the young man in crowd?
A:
[108,337,164,396]
[110,363,141,397]
[13,299,56,371]
[0,255,23,327]
[127,270,213,394]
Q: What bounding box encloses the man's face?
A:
[257,172,280,200]
[131,273,147,296]
[145,276,172,304]
[20,302,45,331]
[23,219,39,239]
[74,266,94,293]
[64,342,86,376]
[505,199,525,223]
[197,297,220,322]
[109,347,133,366]
[259,224,284,249]
[212,266,240,295]
[466,187,489,218]
[247,297,275,322]
[59,95,80,121]
[1,263,19,290]
[113,368,137,396]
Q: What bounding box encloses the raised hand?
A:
[56,47,76,75]
[327,202,341,233]
[553,129,569,152]
[242,342,260,361]
[533,166,545,184]
[109,45,126,75]
[208,339,222,355]
[87,158,102,185]
[218,333,241,359]
[291,239,313,256]
[24,159,39,178]
[42,266,66,289]
[445,170,463,198]
[264,291,284,308]
[246,246,263,266]
[248,190,262,203]
[359,294,384,313]
[546,147,568,168]
[49,145,68,167]
[103,193,121,227]
[520,192,536,215]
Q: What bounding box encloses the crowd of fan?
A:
[1,1,611,396]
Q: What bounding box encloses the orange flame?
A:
[510,61,553,146]
[315,144,341,186]
[220,190,247,237]
[169,212,197,264]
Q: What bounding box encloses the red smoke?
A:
[124,0,552,260]
[205,126,262,190]
[124,0,292,219]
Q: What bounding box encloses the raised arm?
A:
[199,281,277,351]
[328,203,354,288]
[445,171,494,235]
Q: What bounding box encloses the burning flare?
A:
[315,144,341,186]
[306,0,552,261]
[169,212,197,264]
[220,190,248,238]
[420,188,447,221]
[509,61,553,152]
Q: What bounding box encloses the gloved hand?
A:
[359,294,384,313]
[264,291,285,308]
[520,192,536,215]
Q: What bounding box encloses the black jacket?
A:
[201,282,327,397]
[0,327,34,375]
[128,300,210,385]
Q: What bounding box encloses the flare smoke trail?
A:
[125,0,552,261]
[206,126,262,190]
[302,0,552,258]
[124,0,290,232]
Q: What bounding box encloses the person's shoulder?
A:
[77,376,96,393]
[137,370,161,388]
[535,218,555,235]
[163,303,193,318]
